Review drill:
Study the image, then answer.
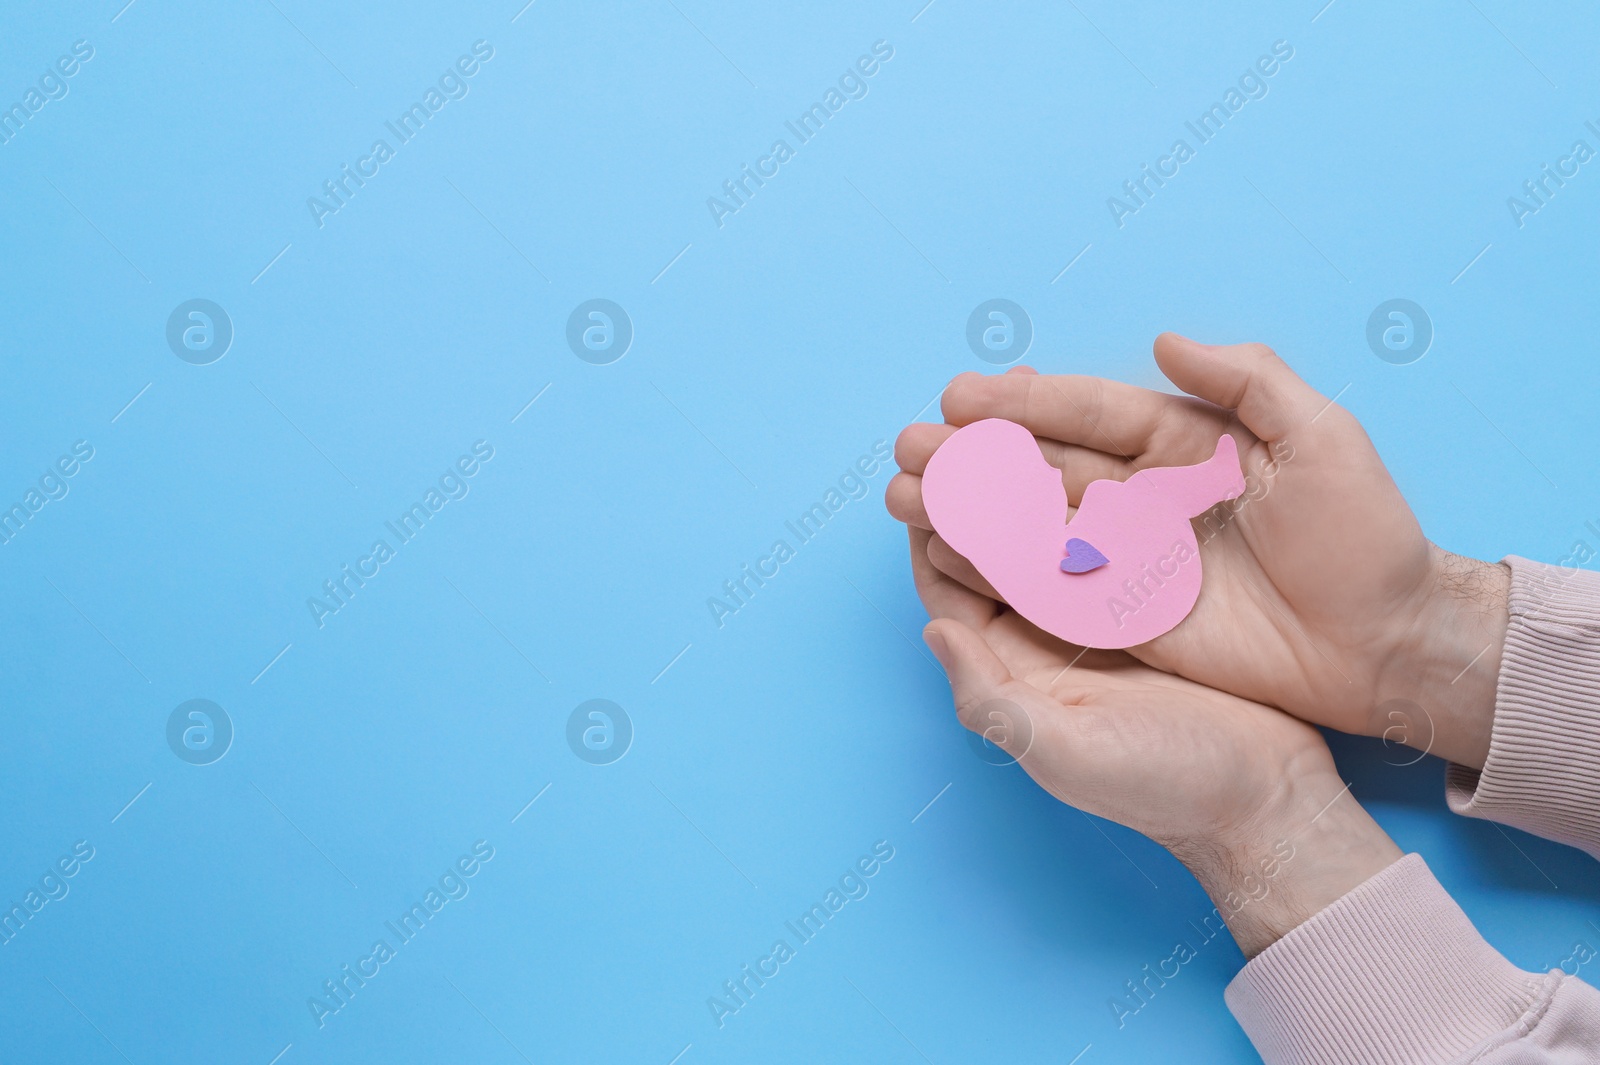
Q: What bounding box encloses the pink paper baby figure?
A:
[922,418,1246,649]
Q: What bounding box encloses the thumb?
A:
[923,620,1042,756]
[1153,333,1328,442]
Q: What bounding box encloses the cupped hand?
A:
[888,337,1509,768]
[909,526,1400,956]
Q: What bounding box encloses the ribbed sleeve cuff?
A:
[1445,555,1600,858]
[1225,854,1547,1065]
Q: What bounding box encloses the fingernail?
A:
[1172,332,1220,352]
[1004,365,1039,375]
[923,627,949,668]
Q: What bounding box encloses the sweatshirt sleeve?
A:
[1445,556,1600,858]
[1225,854,1600,1065]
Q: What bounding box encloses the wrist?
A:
[1183,764,1403,959]
[1370,547,1509,769]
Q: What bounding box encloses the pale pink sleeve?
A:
[1225,855,1600,1063]
[1445,556,1600,858]
[1226,556,1600,1061]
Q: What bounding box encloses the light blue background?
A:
[3,1,1598,1062]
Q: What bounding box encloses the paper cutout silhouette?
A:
[922,418,1246,648]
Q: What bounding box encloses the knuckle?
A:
[956,693,1030,743]
[941,371,983,416]
[883,474,917,517]
[1084,375,1106,421]
[1240,342,1279,367]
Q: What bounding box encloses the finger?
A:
[941,370,1175,457]
[926,533,1001,600]
[1032,440,1134,504]
[923,619,1096,774]
[921,617,1017,725]
[1047,654,1197,703]
[1005,365,1039,375]
[1152,333,1328,442]
[896,420,1130,507]
[908,526,998,629]
[979,608,1110,681]
[893,422,955,476]
[885,471,932,529]
[919,549,1130,685]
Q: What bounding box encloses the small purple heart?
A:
[1059,537,1109,574]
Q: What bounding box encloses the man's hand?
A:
[910,525,1401,957]
[888,335,1510,768]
